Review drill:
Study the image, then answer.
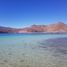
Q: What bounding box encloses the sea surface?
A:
[0,33,67,67]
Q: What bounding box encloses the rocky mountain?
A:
[46,22,67,32]
[0,22,67,33]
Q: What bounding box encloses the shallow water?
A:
[0,33,67,67]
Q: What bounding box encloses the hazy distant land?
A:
[0,22,67,33]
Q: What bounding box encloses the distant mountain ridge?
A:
[0,22,67,33]
[0,26,17,33]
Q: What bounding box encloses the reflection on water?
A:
[0,34,67,67]
[39,37,67,56]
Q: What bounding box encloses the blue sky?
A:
[0,0,67,28]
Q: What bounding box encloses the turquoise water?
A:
[0,33,67,67]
